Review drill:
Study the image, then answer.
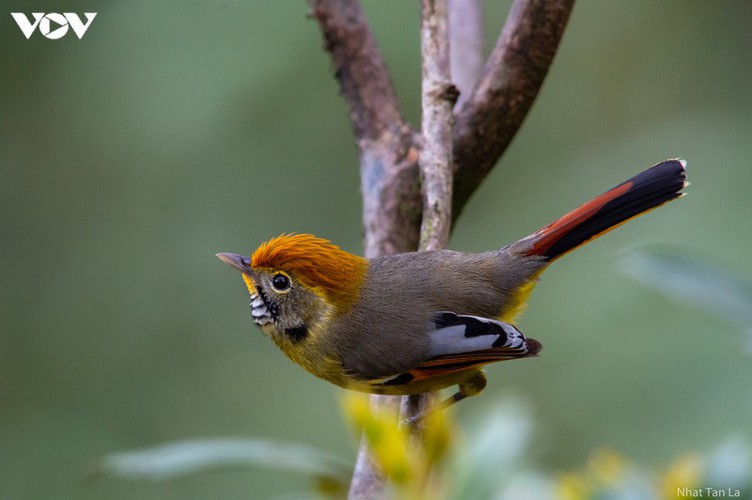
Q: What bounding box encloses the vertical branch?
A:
[418,0,456,253]
[401,0,456,428]
[307,0,574,496]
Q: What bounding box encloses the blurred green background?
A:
[2,0,751,498]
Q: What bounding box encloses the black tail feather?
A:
[528,159,687,261]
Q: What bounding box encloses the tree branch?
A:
[395,0,456,438]
[452,0,575,218]
[307,0,422,258]
[307,0,401,140]
[419,0,455,253]
[307,0,574,497]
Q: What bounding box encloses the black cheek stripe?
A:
[285,325,309,343]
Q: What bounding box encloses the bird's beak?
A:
[216,252,257,279]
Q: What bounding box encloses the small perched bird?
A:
[218,159,686,413]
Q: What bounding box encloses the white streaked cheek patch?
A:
[249,292,273,325]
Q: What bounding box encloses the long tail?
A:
[523,159,687,262]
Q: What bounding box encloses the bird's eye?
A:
[271,273,291,291]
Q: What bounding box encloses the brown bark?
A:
[307,0,422,258]
[419,0,455,253]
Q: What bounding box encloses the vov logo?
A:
[11,12,97,40]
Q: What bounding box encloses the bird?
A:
[217,159,687,414]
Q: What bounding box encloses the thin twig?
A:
[418,0,455,253]
[452,0,575,219]
[398,0,455,441]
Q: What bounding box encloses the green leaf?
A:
[93,437,350,487]
[621,247,752,326]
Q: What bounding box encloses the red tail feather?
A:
[526,159,687,262]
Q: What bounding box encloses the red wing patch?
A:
[406,345,535,382]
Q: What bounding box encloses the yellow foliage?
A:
[661,453,701,499]
[341,393,455,495]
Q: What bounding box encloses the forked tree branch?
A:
[306,0,574,497]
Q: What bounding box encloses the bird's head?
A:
[217,234,367,344]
